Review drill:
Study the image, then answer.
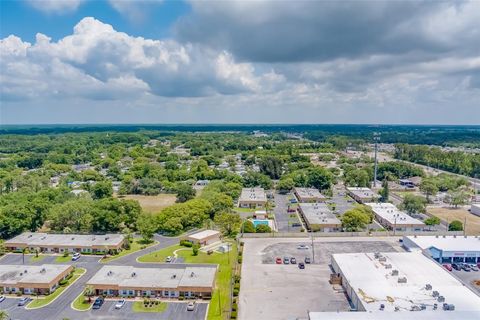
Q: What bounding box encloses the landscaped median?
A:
[101,239,158,263]
[26,267,86,309]
[71,289,93,311]
[132,299,167,313]
[138,241,237,320]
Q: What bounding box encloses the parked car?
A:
[17,297,30,306]
[275,257,282,264]
[452,263,461,271]
[469,264,479,272]
[115,299,126,309]
[283,257,290,264]
[92,297,104,310]
[187,301,196,311]
[72,253,81,261]
[290,257,297,264]
[462,264,471,272]
[298,262,305,269]
[291,223,301,227]
[165,256,173,263]
[304,257,311,264]
[290,198,298,203]
[297,244,309,250]
[0,295,5,303]
[443,264,452,271]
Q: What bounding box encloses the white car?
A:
[297,244,309,250]
[165,256,173,263]
[187,301,196,311]
[115,299,126,309]
[72,253,81,261]
[0,295,5,303]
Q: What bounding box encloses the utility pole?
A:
[373,132,380,188]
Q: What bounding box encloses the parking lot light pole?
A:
[310,231,315,263]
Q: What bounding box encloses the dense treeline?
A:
[394,144,480,177]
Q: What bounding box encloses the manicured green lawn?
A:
[138,242,237,320]
[30,255,46,262]
[71,291,92,311]
[101,239,158,263]
[54,255,72,263]
[137,244,183,263]
[132,301,167,313]
[27,268,86,309]
[234,207,256,213]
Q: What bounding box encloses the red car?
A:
[275,257,282,264]
[443,264,452,271]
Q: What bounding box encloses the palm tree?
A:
[84,285,95,303]
[0,309,9,320]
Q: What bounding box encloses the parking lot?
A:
[272,192,303,232]
[451,267,480,294]
[239,237,404,320]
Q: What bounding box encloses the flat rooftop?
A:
[294,187,326,200]
[347,187,378,198]
[404,235,480,252]
[0,264,71,285]
[366,203,424,226]
[239,187,267,202]
[187,230,221,240]
[308,311,480,320]
[5,232,125,248]
[87,265,217,289]
[298,203,341,226]
[332,252,480,313]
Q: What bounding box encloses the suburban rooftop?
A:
[187,229,221,240]
[347,187,378,197]
[403,235,480,252]
[239,187,267,202]
[366,203,425,226]
[332,252,480,313]
[298,203,341,225]
[294,187,326,200]
[0,264,72,285]
[5,232,125,248]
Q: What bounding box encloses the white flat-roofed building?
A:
[403,235,480,263]
[238,187,267,209]
[308,311,480,320]
[294,187,327,203]
[0,264,73,295]
[347,187,379,203]
[185,230,221,246]
[331,252,480,313]
[5,232,125,254]
[471,203,480,217]
[87,265,216,299]
[366,203,425,232]
[298,203,341,232]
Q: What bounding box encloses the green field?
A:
[138,242,237,320]
[132,301,168,313]
[71,291,92,311]
[27,268,86,309]
[30,255,46,262]
[54,254,73,263]
[101,239,158,263]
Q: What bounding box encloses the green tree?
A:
[424,216,441,230]
[91,181,113,199]
[344,169,370,187]
[192,243,200,256]
[242,220,256,233]
[420,179,439,202]
[176,183,196,203]
[447,190,469,208]
[136,214,157,243]
[341,206,373,231]
[401,194,427,215]
[214,211,242,236]
[255,224,272,233]
[0,310,9,320]
[259,156,283,179]
[276,178,295,193]
[379,179,389,202]
[306,167,333,191]
[448,220,463,231]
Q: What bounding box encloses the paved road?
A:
[0,232,210,320]
[272,192,302,232]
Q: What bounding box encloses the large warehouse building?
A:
[86,265,217,299]
[403,235,480,263]
[4,232,125,254]
[331,252,480,314]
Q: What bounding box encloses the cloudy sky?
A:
[1,0,479,125]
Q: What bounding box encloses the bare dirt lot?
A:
[118,194,177,214]
[428,206,480,235]
[239,237,405,320]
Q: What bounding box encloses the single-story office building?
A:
[184,230,221,246]
[346,187,379,203]
[366,203,425,232]
[238,187,267,209]
[4,232,125,254]
[298,203,341,232]
[294,187,327,203]
[0,264,73,295]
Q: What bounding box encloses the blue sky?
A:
[1,0,479,124]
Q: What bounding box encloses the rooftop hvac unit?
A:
[398,277,407,283]
[394,306,400,312]
[420,304,426,310]
[385,264,392,269]
[443,303,455,311]
[433,303,438,310]
[438,296,445,303]
[391,270,399,276]
[411,305,421,311]
[379,257,387,262]
[432,291,439,297]
[131,272,136,277]
[374,252,381,259]
[425,284,432,290]
[379,304,385,311]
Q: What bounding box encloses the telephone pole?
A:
[373,132,380,188]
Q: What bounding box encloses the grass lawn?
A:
[117,194,177,214]
[27,268,86,309]
[71,290,93,311]
[101,239,158,263]
[132,301,168,313]
[234,207,256,213]
[55,255,72,263]
[30,255,46,262]
[138,242,237,320]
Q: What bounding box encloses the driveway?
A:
[272,192,302,232]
